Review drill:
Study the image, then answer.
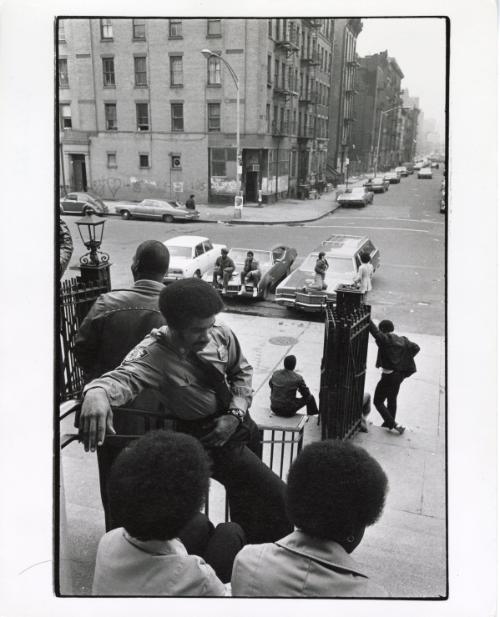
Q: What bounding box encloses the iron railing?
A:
[319,287,371,439]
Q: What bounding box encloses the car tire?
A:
[163,214,174,223]
[193,270,202,278]
[121,210,131,220]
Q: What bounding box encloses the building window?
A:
[58,59,69,88]
[60,104,72,129]
[105,103,117,130]
[171,154,182,169]
[134,56,147,86]
[107,152,117,168]
[267,54,272,84]
[210,147,236,177]
[281,62,286,89]
[207,56,221,85]
[268,19,272,37]
[136,103,149,130]
[58,20,65,42]
[171,103,184,131]
[275,18,280,40]
[139,153,150,168]
[170,56,183,86]
[207,102,221,132]
[100,18,113,40]
[266,104,270,132]
[207,19,221,37]
[169,19,182,37]
[132,18,146,40]
[102,57,115,87]
[274,59,279,87]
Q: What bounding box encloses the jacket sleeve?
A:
[408,341,420,357]
[297,377,311,399]
[369,320,390,347]
[225,328,253,412]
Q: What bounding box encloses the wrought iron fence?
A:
[59,276,110,401]
[319,287,371,439]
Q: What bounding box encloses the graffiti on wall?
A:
[261,175,289,195]
[210,176,240,195]
[90,176,208,200]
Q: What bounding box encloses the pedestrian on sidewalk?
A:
[239,250,261,298]
[369,319,421,434]
[354,252,374,295]
[231,440,389,597]
[79,278,293,545]
[74,240,170,530]
[92,430,245,595]
[185,194,196,210]
[212,248,235,295]
[269,355,318,417]
[311,251,329,290]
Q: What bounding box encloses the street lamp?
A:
[75,212,111,286]
[373,105,409,177]
[201,49,242,212]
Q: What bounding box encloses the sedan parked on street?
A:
[203,245,297,300]
[363,176,389,193]
[119,199,200,222]
[60,191,108,216]
[417,167,433,179]
[384,171,401,184]
[275,234,380,312]
[395,166,408,177]
[163,235,226,283]
[337,186,374,207]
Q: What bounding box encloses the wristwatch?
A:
[225,408,246,424]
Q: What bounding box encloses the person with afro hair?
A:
[92,430,245,595]
[231,440,390,597]
[80,278,292,545]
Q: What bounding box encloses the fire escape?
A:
[272,19,300,138]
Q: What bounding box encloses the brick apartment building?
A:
[326,18,363,183]
[58,17,340,204]
[351,50,418,174]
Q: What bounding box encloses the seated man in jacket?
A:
[239,251,261,298]
[212,248,235,295]
[269,355,318,417]
[369,319,420,435]
[74,240,170,530]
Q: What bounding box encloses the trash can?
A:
[234,195,243,219]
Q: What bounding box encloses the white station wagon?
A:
[163,235,227,283]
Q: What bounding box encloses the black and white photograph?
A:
[0,1,496,616]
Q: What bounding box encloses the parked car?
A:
[384,171,401,184]
[119,199,200,223]
[60,191,108,216]
[163,235,226,283]
[202,245,297,300]
[402,162,414,174]
[337,186,374,207]
[395,166,408,177]
[275,235,380,312]
[418,167,433,179]
[431,161,440,169]
[363,176,389,193]
[413,161,424,170]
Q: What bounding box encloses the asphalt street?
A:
[62,169,445,336]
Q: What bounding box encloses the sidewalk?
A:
[60,310,445,598]
[103,175,369,225]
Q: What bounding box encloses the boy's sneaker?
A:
[252,288,258,297]
[394,424,405,435]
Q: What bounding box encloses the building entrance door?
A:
[245,171,258,202]
[70,155,87,191]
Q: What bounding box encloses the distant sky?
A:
[356,17,446,139]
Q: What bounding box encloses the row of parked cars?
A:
[161,233,379,312]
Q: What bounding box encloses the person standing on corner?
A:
[269,355,318,418]
[212,248,235,295]
[312,251,329,290]
[239,250,261,298]
[78,278,293,545]
[369,319,420,435]
[354,252,374,296]
[185,194,196,210]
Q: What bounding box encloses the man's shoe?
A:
[252,288,258,298]
[221,289,227,295]
[238,286,244,295]
[394,424,405,435]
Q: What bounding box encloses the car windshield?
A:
[372,178,384,184]
[350,188,364,195]
[300,255,354,274]
[229,249,272,265]
[168,201,182,208]
[167,246,192,258]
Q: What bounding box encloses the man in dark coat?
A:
[212,248,235,295]
[74,240,170,529]
[369,319,420,435]
[185,194,196,210]
[269,355,318,417]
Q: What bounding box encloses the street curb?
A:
[195,203,340,225]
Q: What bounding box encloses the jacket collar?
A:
[275,530,369,578]
[123,529,187,557]
[132,279,165,292]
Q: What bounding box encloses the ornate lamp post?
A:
[201,48,243,216]
[75,212,111,287]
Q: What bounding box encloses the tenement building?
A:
[58,17,339,204]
